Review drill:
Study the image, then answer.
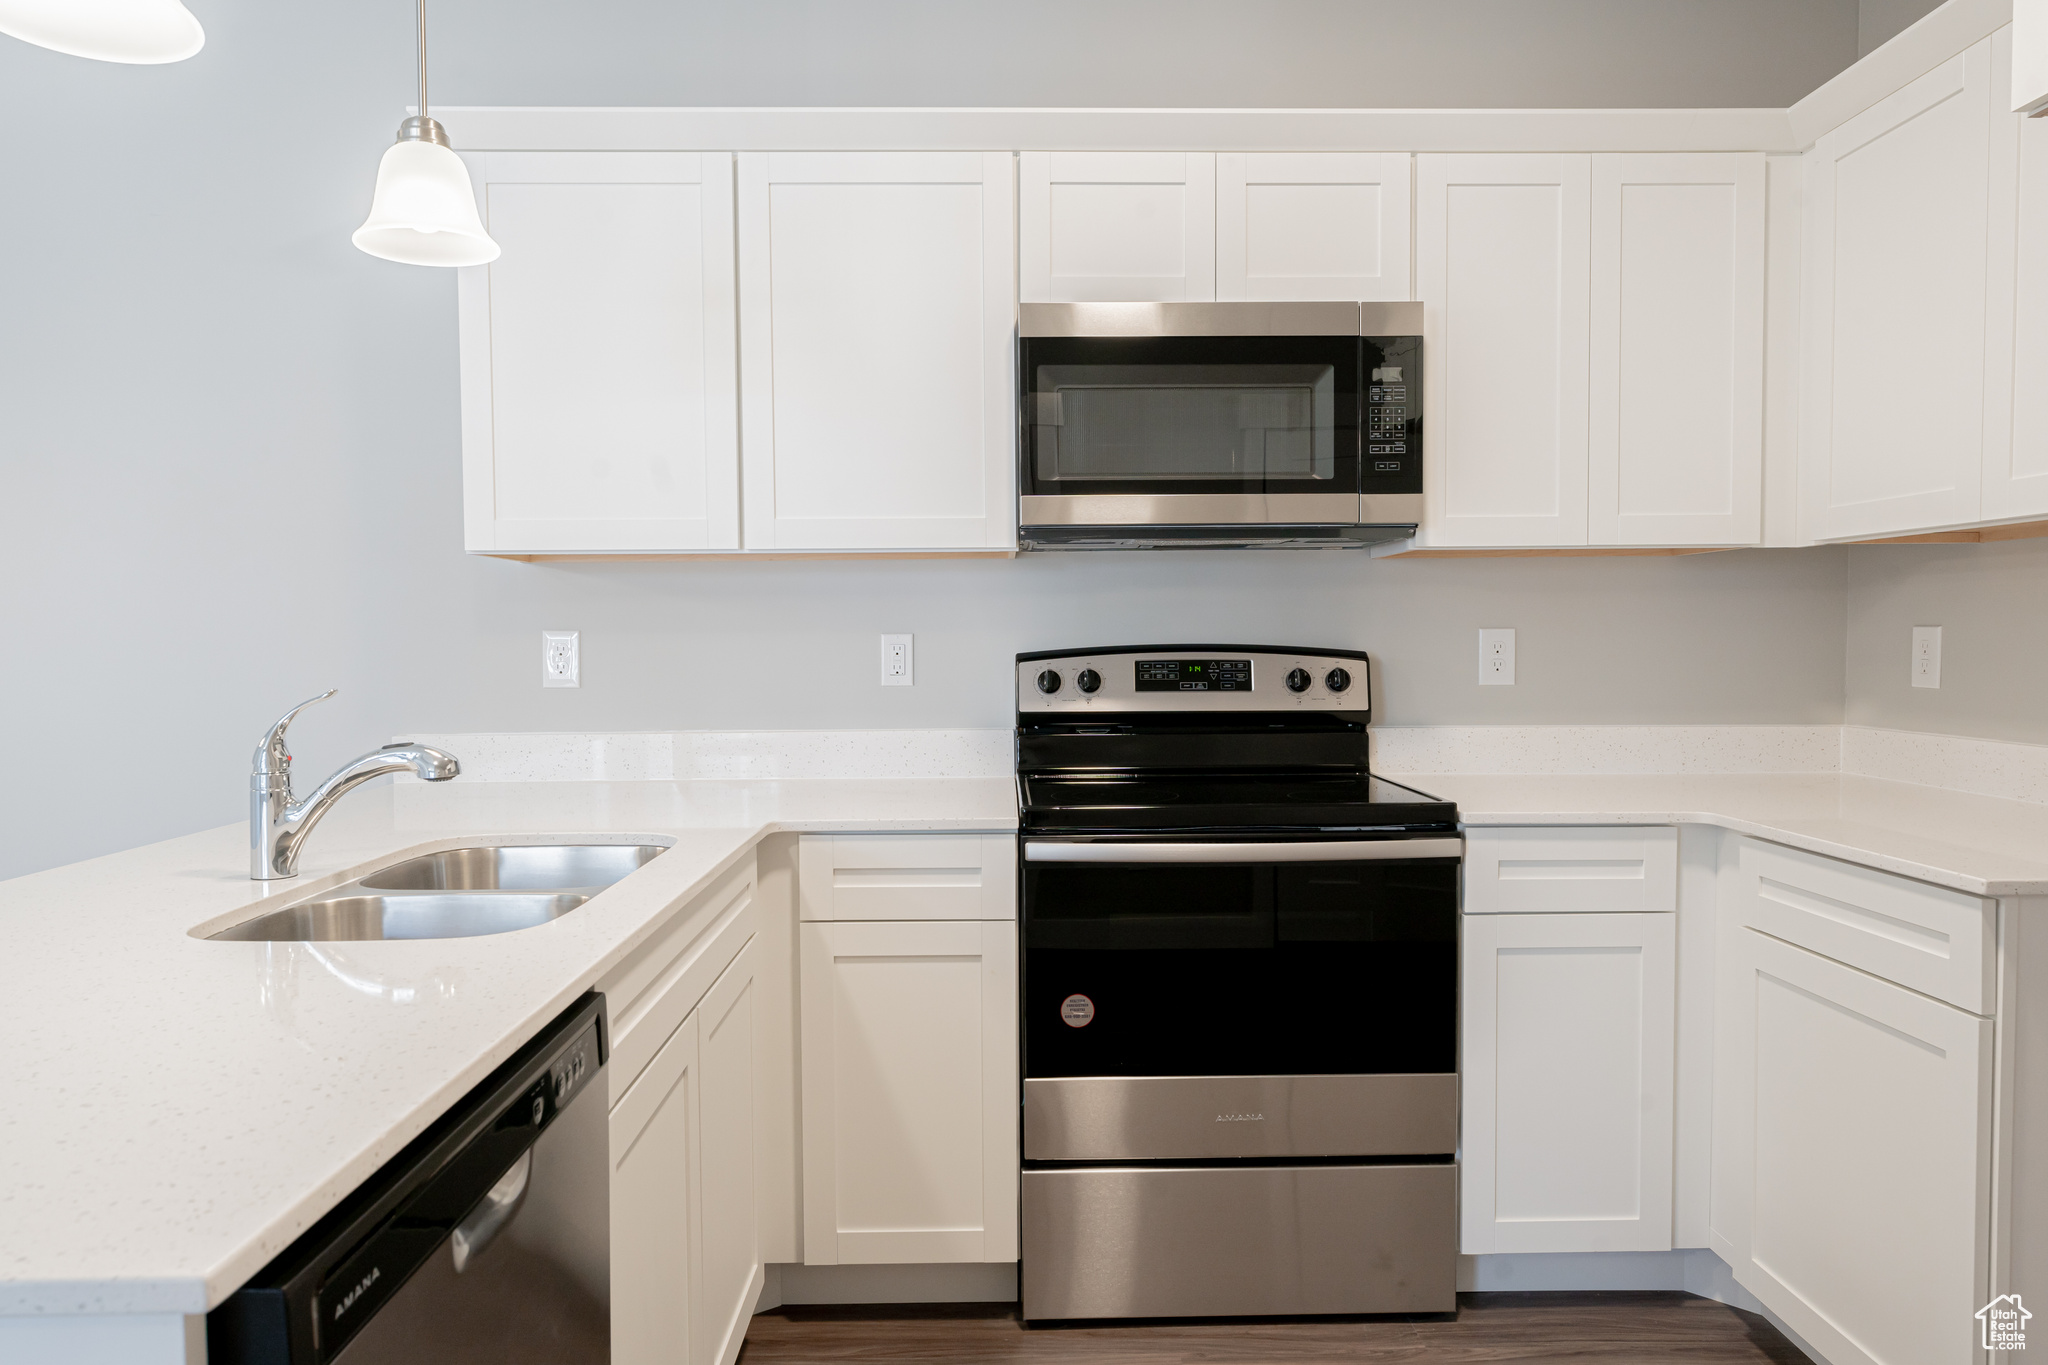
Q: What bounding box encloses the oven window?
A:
[1033,364,1336,483]
[1024,858,1457,1077]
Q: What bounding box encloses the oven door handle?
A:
[1023,838,1462,863]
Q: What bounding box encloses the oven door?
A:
[1018,333,1364,526]
[1020,837,1459,1162]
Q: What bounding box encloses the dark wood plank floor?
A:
[741,1292,1812,1364]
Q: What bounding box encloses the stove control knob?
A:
[1325,667,1352,693]
[1036,669,1063,695]
[1285,668,1312,693]
[1075,668,1101,694]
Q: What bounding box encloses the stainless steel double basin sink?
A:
[211,844,666,943]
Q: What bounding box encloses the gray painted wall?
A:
[0,1,1872,880]
[1844,539,2048,744]
[1859,0,1948,56]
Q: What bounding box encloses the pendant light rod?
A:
[416,0,428,121]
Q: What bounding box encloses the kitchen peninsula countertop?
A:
[0,776,1015,1318]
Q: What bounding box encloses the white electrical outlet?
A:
[543,631,580,688]
[881,633,913,686]
[1912,625,1942,689]
[1479,628,1516,686]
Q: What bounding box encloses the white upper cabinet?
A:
[1800,42,1996,540]
[738,151,1017,551]
[1216,153,1412,301]
[1415,154,1592,547]
[1020,151,1215,302]
[1588,154,1766,546]
[458,152,739,554]
[1992,27,2048,520]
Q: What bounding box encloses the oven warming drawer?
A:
[1025,1073,1456,1161]
[1022,1162,1455,1320]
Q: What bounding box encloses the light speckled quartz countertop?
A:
[1387,771,2048,897]
[10,760,2048,1323]
[0,777,1015,1318]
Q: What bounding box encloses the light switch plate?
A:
[1479,628,1516,686]
[881,634,913,686]
[1912,626,1942,689]
[543,631,580,688]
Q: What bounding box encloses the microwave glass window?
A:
[1033,364,1336,483]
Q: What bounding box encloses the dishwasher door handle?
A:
[1024,838,1463,864]
[451,1148,533,1273]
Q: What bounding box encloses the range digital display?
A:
[1135,659,1252,692]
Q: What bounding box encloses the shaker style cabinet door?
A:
[1714,925,1991,1365]
[737,152,1016,550]
[1588,153,1766,547]
[1415,154,1592,547]
[799,918,1019,1265]
[1992,25,2048,520]
[457,152,739,554]
[695,942,761,1365]
[1460,911,1675,1254]
[1800,41,1996,541]
[1215,152,1412,302]
[1020,151,1216,302]
[610,1010,701,1365]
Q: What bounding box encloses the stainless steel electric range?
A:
[1015,646,1461,1322]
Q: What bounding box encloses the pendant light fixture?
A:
[0,0,204,63]
[351,0,499,268]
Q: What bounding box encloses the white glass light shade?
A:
[0,0,203,63]
[352,140,501,268]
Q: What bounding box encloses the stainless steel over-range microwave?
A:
[1018,301,1421,550]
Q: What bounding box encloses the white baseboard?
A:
[756,1261,1018,1310]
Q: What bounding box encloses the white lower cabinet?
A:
[1461,910,1676,1253]
[604,858,761,1365]
[1715,840,1994,1365]
[799,916,1018,1265]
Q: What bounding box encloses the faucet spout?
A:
[249,692,460,880]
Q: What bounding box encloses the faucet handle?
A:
[253,690,337,776]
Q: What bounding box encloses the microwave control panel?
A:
[1362,334,1422,489]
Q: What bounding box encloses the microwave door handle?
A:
[1023,838,1462,864]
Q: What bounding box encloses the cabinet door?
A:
[737,152,1016,550]
[1415,154,1592,547]
[1588,154,1765,546]
[458,152,739,554]
[1461,911,1675,1253]
[1801,43,1995,540]
[1216,153,1411,302]
[1716,926,1991,1365]
[1994,30,2048,519]
[1019,151,1215,302]
[696,942,760,1365]
[799,919,1018,1264]
[611,1009,700,1365]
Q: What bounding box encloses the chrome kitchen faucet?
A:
[250,690,460,880]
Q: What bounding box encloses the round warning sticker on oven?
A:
[1060,994,1096,1028]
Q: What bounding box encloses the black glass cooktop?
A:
[1020,770,1456,834]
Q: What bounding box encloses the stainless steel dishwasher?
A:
[208,994,609,1364]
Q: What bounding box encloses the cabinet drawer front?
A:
[1462,826,1676,914]
[602,855,758,1105]
[1736,838,1993,1013]
[799,834,1016,920]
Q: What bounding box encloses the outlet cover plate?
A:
[543,631,580,688]
[881,634,913,686]
[1479,628,1516,686]
[1911,625,1941,689]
